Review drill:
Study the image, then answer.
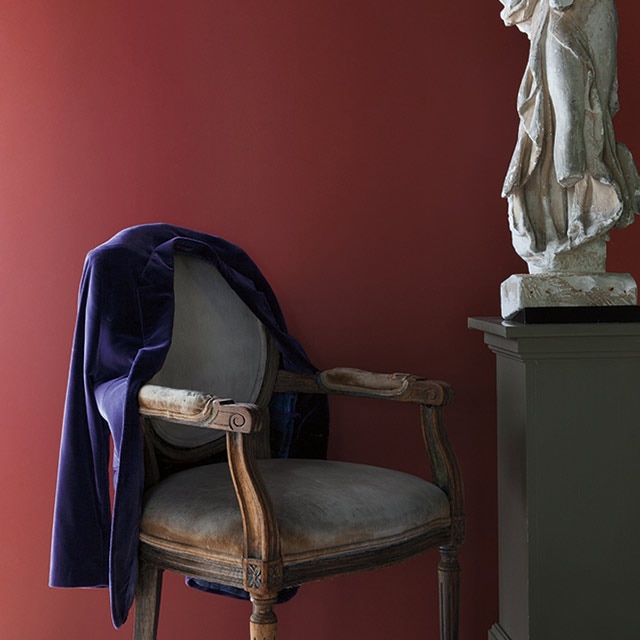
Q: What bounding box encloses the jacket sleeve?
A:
[49,256,112,588]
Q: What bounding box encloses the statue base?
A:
[500,273,638,320]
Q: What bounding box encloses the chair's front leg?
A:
[134,560,163,640]
[250,595,278,640]
[438,544,461,640]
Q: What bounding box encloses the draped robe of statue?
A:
[500,0,639,273]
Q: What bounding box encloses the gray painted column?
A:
[469,317,640,640]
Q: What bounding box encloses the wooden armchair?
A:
[133,252,464,640]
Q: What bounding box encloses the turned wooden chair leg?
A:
[438,544,460,640]
[134,560,163,640]
[250,596,278,640]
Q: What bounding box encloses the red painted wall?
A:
[2,2,639,638]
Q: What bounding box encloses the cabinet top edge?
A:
[468,316,640,339]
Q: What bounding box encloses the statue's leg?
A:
[546,33,586,188]
[547,0,619,188]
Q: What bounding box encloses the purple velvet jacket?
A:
[49,224,328,627]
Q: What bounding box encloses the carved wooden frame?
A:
[135,363,464,640]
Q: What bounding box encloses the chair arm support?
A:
[138,384,280,593]
[276,369,464,545]
[227,432,283,596]
[138,384,262,433]
[274,368,453,406]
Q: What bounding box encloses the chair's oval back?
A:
[149,252,272,449]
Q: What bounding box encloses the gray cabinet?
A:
[469,317,640,640]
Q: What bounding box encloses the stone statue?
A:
[498,0,640,317]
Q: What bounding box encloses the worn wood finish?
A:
[135,363,463,639]
[134,560,163,640]
[438,544,461,640]
[138,540,245,588]
[282,526,451,586]
[139,386,263,434]
[227,431,283,598]
[134,370,464,640]
[250,597,278,640]
[138,521,452,592]
[420,404,465,545]
[274,368,454,406]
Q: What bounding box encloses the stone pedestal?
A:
[500,273,637,319]
[469,317,640,640]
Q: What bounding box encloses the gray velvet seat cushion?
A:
[141,459,450,563]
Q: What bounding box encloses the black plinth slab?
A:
[509,305,640,324]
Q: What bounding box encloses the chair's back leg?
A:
[438,544,460,640]
[250,596,278,640]
[134,560,163,640]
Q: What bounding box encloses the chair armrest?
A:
[276,368,463,546]
[138,384,262,433]
[274,368,453,406]
[139,384,280,592]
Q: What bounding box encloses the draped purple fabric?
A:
[49,224,328,627]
